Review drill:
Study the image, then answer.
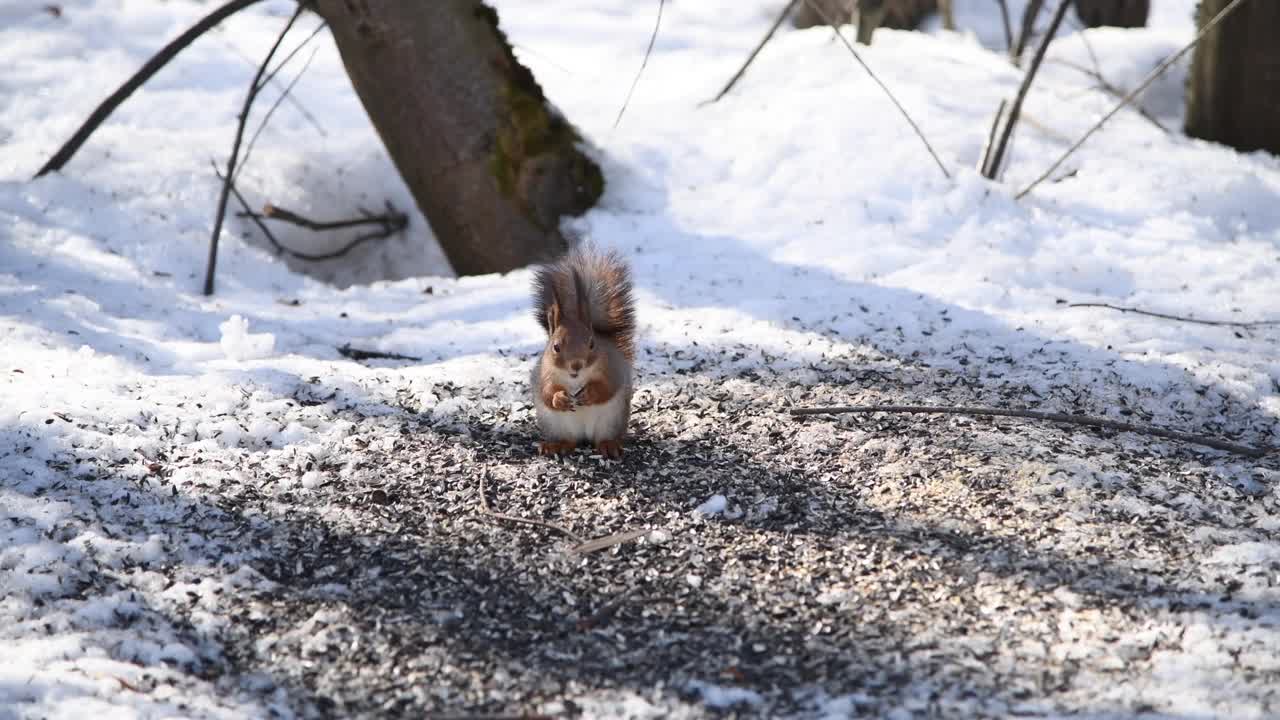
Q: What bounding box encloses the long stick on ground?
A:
[707,0,800,104]
[983,0,1071,180]
[1017,0,1252,199]
[203,5,306,296]
[477,471,585,545]
[790,404,1271,458]
[35,0,263,178]
[1068,302,1280,328]
[801,0,951,180]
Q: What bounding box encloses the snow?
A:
[1,0,1278,716]
[694,493,729,516]
[685,680,764,709]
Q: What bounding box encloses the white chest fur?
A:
[534,382,631,443]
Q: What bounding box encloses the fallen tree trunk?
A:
[312,0,604,276]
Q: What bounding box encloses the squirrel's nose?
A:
[570,360,584,372]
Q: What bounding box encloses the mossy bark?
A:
[1185,0,1280,156]
[313,0,603,276]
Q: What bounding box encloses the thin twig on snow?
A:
[982,0,1071,180]
[235,20,329,182]
[1067,302,1280,328]
[1049,58,1169,133]
[1017,0,1253,199]
[613,0,665,129]
[34,0,264,178]
[801,0,951,180]
[995,0,1015,52]
[979,100,1007,174]
[337,344,422,362]
[790,404,1271,458]
[238,201,408,261]
[1011,0,1046,65]
[706,0,801,105]
[204,4,306,296]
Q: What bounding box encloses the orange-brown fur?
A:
[531,245,635,457]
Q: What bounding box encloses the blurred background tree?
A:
[1186,0,1280,155]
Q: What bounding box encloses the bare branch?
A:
[35,0,263,178]
[477,471,585,545]
[220,35,327,137]
[613,0,665,129]
[790,404,1271,458]
[1049,58,1169,133]
[210,160,286,255]
[247,202,406,233]
[983,1,1071,180]
[979,100,1007,174]
[204,5,306,296]
[706,0,800,105]
[1018,0,1252,199]
[571,528,650,555]
[1011,0,1045,65]
[236,200,409,262]
[337,344,422,362]
[995,0,1014,52]
[236,20,329,182]
[801,0,951,180]
[1067,302,1280,328]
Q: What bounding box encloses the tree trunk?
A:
[1185,0,1280,155]
[311,1,604,276]
[1074,0,1149,29]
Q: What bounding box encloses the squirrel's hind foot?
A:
[538,439,578,456]
[594,438,623,459]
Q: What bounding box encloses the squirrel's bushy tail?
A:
[532,244,636,360]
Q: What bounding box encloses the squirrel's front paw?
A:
[550,390,576,411]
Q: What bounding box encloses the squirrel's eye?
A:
[588,338,595,350]
[553,343,561,353]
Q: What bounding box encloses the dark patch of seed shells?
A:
[32,334,1280,718]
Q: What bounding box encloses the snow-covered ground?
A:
[2,0,1279,717]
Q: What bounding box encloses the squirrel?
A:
[530,245,636,459]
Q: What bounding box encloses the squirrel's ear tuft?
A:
[546,284,561,330]
[571,267,592,326]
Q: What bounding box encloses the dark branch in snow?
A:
[34,0,264,178]
[235,201,409,262]
[613,0,666,129]
[236,19,330,183]
[1018,0,1253,199]
[979,100,1007,175]
[982,0,1071,180]
[337,345,422,363]
[706,0,800,105]
[801,0,952,180]
[995,0,1015,53]
[790,404,1272,458]
[1049,58,1169,133]
[1067,302,1280,328]
[1011,0,1045,65]
[204,4,307,296]
[216,161,408,263]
